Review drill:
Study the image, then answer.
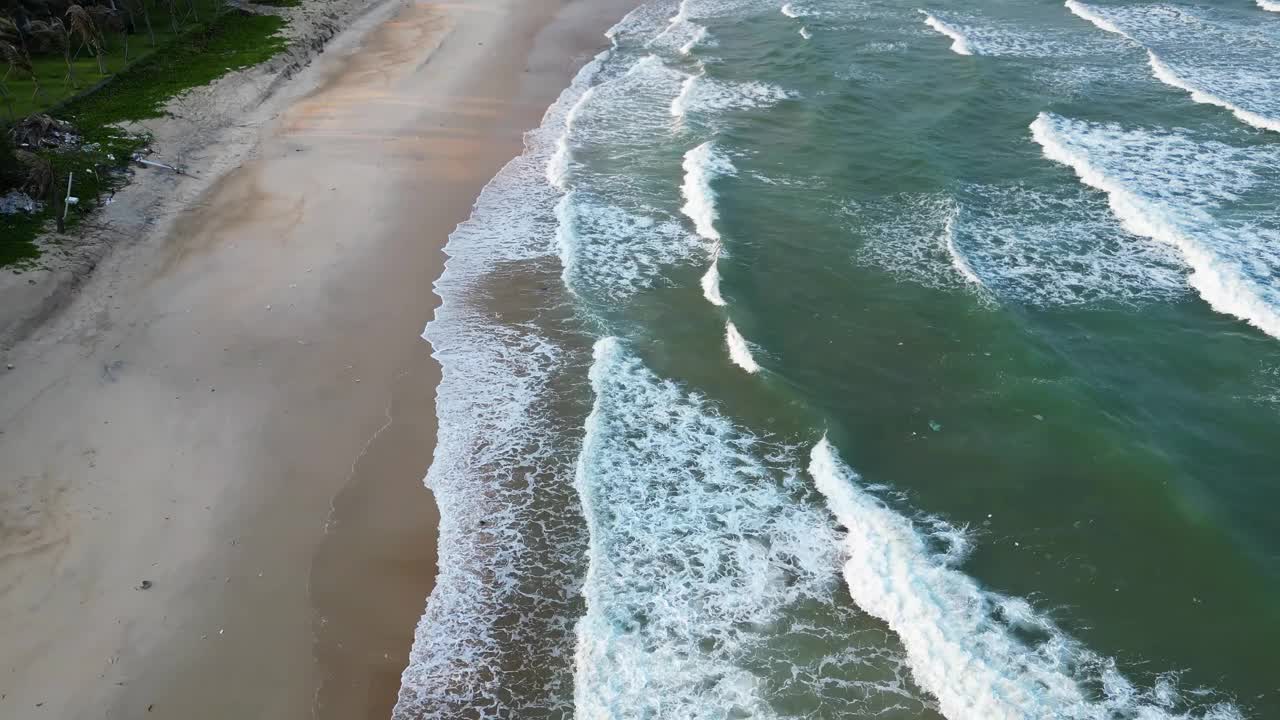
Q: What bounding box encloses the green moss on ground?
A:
[0,9,288,268]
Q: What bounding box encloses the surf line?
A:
[679,141,763,372]
[919,9,973,55]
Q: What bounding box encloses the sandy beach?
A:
[0,0,635,718]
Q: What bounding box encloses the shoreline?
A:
[0,1,640,718]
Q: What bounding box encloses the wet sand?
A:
[0,1,636,718]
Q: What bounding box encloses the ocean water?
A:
[394,0,1280,718]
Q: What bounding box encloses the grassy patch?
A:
[0,8,288,268]
[0,210,44,267]
[59,12,287,129]
[250,0,302,7]
[0,0,233,121]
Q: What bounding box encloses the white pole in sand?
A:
[63,171,74,223]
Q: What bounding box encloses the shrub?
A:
[0,131,25,190]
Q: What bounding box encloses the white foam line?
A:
[573,340,855,716]
[552,192,581,295]
[1031,112,1280,341]
[725,321,761,373]
[652,0,693,45]
[941,208,983,288]
[1259,0,1280,12]
[669,0,691,26]
[671,72,698,118]
[679,24,708,55]
[701,249,726,306]
[547,86,596,189]
[919,10,973,55]
[781,2,801,19]
[397,42,617,718]
[680,141,734,242]
[1146,51,1280,133]
[800,26,812,40]
[810,436,1244,720]
[1065,2,1279,134]
[1064,0,1133,41]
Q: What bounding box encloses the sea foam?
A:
[681,141,735,242]
[1064,0,1133,41]
[573,340,928,718]
[1066,1,1280,133]
[1261,0,1280,12]
[555,191,701,301]
[811,437,1244,720]
[1145,51,1280,134]
[725,320,761,373]
[701,251,726,306]
[920,10,973,55]
[919,6,1124,59]
[649,0,708,55]
[394,45,616,720]
[553,50,706,301]
[1031,111,1280,339]
[940,206,982,289]
[670,73,792,121]
[852,189,1185,307]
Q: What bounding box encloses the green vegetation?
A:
[249,0,300,8]
[0,1,289,267]
[59,12,286,128]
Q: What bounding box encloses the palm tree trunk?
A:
[0,84,14,123]
[142,4,155,46]
[15,23,29,56]
[64,47,77,88]
[119,3,136,58]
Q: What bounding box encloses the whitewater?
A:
[397,0,1279,717]
[920,10,973,55]
[1031,112,1280,341]
[1066,0,1280,134]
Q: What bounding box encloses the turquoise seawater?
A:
[396,1,1280,718]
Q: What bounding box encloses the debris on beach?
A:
[9,115,80,149]
[132,153,190,176]
[136,580,153,590]
[0,190,40,215]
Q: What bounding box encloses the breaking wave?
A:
[725,320,761,373]
[811,437,1244,720]
[573,340,929,718]
[681,141,735,243]
[920,10,973,55]
[851,188,1186,307]
[394,46,614,720]
[1066,1,1280,133]
[1031,111,1280,339]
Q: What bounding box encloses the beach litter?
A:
[0,190,41,215]
[131,153,191,176]
[10,114,80,149]
[136,580,153,590]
